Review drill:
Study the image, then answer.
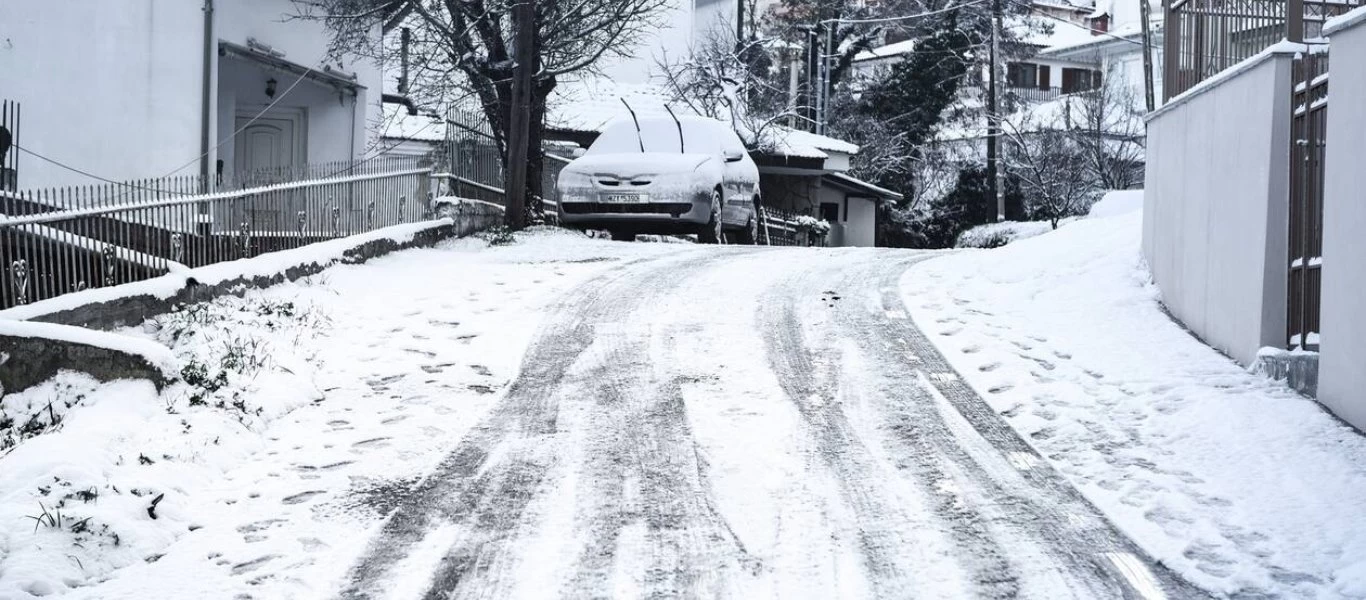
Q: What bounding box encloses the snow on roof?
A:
[1324,4,1366,35]
[1012,15,1100,48]
[547,77,860,159]
[853,38,917,63]
[378,103,446,142]
[1040,22,1146,55]
[760,126,861,159]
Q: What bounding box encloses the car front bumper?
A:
[557,188,712,231]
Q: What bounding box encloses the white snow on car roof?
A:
[547,77,860,159]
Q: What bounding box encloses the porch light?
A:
[265,78,277,98]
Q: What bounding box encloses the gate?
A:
[1287,52,1327,350]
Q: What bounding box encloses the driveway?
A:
[331,245,1202,599]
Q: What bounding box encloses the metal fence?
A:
[760,206,803,246]
[1164,0,1359,99]
[0,158,433,309]
[1,100,17,192]
[1287,51,1328,349]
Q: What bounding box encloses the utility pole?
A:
[1138,0,1156,112]
[987,0,1005,221]
[505,0,535,229]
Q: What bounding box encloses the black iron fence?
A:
[1164,0,1359,100]
[1287,51,1328,350]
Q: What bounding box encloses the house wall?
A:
[0,0,381,190]
[215,0,379,163]
[844,196,877,247]
[1142,51,1292,366]
[0,1,205,189]
[216,56,363,170]
[1317,13,1366,430]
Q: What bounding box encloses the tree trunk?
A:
[525,77,557,224]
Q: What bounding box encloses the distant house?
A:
[543,80,899,247]
[0,0,397,190]
[1039,0,1166,106]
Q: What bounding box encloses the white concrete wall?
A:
[1142,51,1292,366]
[845,197,876,247]
[0,0,205,188]
[0,0,379,190]
[1317,14,1366,430]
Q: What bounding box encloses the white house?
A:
[1039,0,1165,107]
[0,0,387,190]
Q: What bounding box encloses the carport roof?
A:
[822,172,904,201]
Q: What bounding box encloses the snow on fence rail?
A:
[0,157,436,309]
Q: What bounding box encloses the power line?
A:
[822,0,991,25]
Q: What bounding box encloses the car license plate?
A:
[601,193,647,204]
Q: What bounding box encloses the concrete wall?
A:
[0,0,379,190]
[1142,51,1292,366]
[1317,12,1366,430]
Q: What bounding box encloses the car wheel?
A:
[697,190,722,244]
[609,229,636,242]
[735,215,758,245]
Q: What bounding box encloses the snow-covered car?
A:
[555,115,762,243]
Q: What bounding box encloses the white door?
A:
[233,110,306,230]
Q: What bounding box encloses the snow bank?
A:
[0,320,176,374]
[1088,189,1144,218]
[954,221,1057,248]
[905,212,1366,597]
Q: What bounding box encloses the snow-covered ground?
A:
[904,205,1366,598]
[0,229,679,599]
[4,209,1366,599]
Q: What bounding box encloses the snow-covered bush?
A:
[954,221,1059,248]
[794,216,832,246]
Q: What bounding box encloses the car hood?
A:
[563,153,713,179]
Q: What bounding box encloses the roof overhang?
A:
[220,41,365,95]
[822,172,904,201]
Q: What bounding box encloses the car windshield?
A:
[586,117,724,155]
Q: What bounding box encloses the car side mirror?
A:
[724,149,745,162]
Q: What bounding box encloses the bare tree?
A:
[657,27,799,151]
[1062,71,1146,191]
[295,0,669,223]
[1000,71,1146,227]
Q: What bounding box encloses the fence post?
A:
[1287,0,1304,43]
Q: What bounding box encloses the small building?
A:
[0,0,393,190]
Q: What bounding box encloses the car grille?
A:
[562,202,693,215]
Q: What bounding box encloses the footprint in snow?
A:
[978,362,1001,372]
[352,437,392,449]
[988,384,1014,394]
[961,344,981,354]
[470,364,493,377]
[381,414,409,424]
[281,490,326,505]
[230,555,281,576]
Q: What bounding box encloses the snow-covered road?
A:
[329,243,1199,599]
[23,231,1208,599]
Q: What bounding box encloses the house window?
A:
[820,202,840,223]
[1062,67,1101,93]
[1007,63,1038,88]
[1038,65,1052,89]
[1091,15,1109,34]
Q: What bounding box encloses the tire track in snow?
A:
[840,254,1205,599]
[338,250,733,599]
